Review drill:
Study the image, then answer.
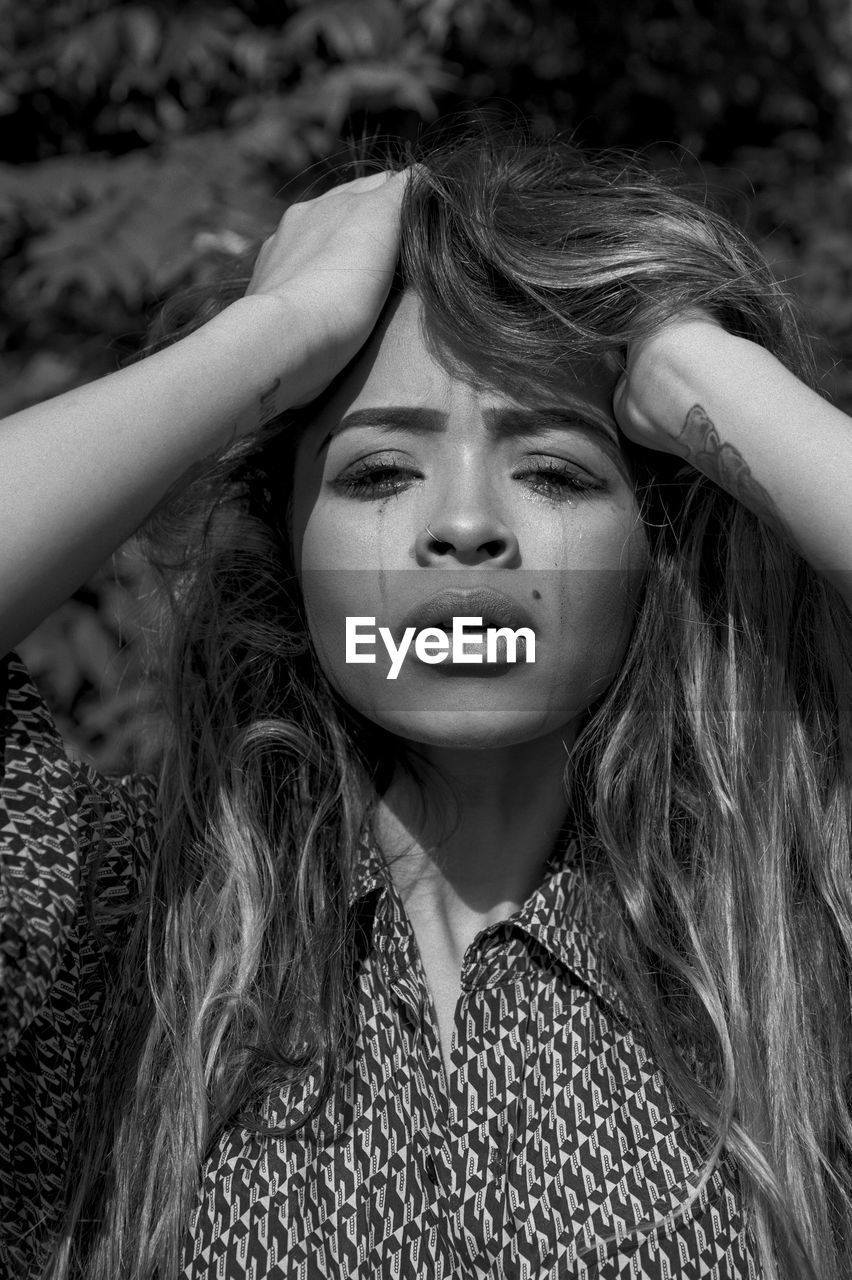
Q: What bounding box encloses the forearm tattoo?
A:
[678,404,785,535]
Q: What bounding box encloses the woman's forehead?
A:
[300,290,621,446]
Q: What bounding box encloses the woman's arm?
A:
[0,170,406,658]
[614,319,852,609]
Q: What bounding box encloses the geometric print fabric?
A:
[1,655,761,1278]
[184,846,761,1279]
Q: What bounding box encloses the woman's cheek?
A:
[299,505,401,573]
[548,524,648,698]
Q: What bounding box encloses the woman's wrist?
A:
[618,322,749,453]
[200,295,314,443]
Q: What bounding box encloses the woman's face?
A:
[291,292,649,751]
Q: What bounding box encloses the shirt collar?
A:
[514,840,632,1023]
[348,828,631,1025]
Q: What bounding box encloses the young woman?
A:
[1,133,850,1280]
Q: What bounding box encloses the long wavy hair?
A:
[47,130,852,1279]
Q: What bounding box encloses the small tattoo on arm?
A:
[678,404,785,535]
[258,376,282,427]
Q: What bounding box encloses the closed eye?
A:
[331,455,422,499]
[514,458,605,501]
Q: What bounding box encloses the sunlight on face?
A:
[291,291,649,751]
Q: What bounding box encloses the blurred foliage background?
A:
[3,0,852,773]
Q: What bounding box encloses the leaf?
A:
[302,58,456,131]
[283,0,406,63]
[123,6,162,65]
[51,9,140,96]
[227,94,333,168]
[6,138,272,310]
[0,154,127,224]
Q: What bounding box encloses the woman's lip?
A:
[399,587,536,636]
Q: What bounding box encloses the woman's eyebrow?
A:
[482,406,618,446]
[483,407,630,477]
[313,405,626,472]
[314,407,447,457]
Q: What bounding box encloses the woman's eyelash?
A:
[332,458,419,497]
[332,456,604,500]
[514,459,603,499]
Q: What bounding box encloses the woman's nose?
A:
[414,503,520,567]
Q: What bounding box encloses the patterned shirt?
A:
[0,653,762,1278]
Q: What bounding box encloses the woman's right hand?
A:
[0,168,410,656]
[240,169,409,412]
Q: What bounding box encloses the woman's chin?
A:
[373,706,561,753]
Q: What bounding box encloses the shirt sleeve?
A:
[0,650,158,1272]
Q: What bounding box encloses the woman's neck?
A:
[373,730,575,959]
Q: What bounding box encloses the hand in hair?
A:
[613,312,852,605]
[242,169,410,411]
[0,170,409,656]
